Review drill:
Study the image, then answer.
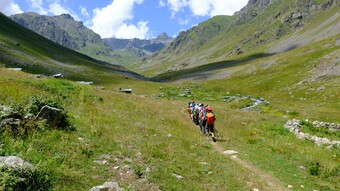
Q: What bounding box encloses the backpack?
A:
[195,107,200,116]
[206,112,215,125]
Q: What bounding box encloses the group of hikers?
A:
[187,101,217,142]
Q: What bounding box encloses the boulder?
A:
[0,156,33,169]
[0,118,21,133]
[35,105,63,127]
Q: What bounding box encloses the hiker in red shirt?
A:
[204,106,217,142]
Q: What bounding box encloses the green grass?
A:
[0,69,254,190]
[1,3,339,190]
[1,66,339,190]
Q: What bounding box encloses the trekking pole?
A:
[215,129,222,139]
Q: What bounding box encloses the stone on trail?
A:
[172,173,183,180]
[223,150,238,155]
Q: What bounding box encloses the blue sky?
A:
[1,0,248,39]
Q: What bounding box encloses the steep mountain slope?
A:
[139,0,339,76]
[10,13,173,67]
[0,13,147,83]
[9,13,121,63]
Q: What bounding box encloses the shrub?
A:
[309,161,321,176]
[27,96,62,115]
[27,96,72,130]
[0,104,24,120]
[0,166,54,191]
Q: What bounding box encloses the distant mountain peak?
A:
[156,32,172,41]
[57,14,74,20]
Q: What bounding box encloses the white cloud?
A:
[159,0,166,7]
[89,0,149,39]
[48,2,80,20]
[29,0,48,15]
[48,3,68,15]
[115,21,149,39]
[0,0,23,15]
[163,0,248,17]
[166,0,187,18]
[187,0,211,16]
[80,6,89,18]
[178,17,189,25]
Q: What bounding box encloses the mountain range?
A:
[9,12,173,67]
[139,0,339,77]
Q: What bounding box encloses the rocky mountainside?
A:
[140,0,339,75]
[10,13,172,66]
[10,13,104,51]
[104,32,173,57]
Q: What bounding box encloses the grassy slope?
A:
[0,13,145,84]
[1,56,339,190]
[0,69,263,190]
[135,15,235,76]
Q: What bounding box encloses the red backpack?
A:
[206,112,215,125]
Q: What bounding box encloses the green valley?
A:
[0,0,339,190]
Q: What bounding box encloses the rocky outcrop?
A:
[1,103,69,133]
[284,119,340,149]
[10,12,107,52]
[35,105,64,127]
[10,13,78,49]
[0,118,21,133]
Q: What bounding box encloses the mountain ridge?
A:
[0,12,147,83]
[138,0,339,76]
[9,13,173,67]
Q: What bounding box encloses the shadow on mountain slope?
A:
[151,53,275,82]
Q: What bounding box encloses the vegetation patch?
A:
[0,96,72,138]
[0,166,54,191]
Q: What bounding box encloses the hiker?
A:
[189,101,195,120]
[205,106,217,142]
[187,101,193,119]
[199,104,207,135]
[193,103,201,125]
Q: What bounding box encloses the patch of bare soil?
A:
[310,49,340,81]
[211,142,288,191]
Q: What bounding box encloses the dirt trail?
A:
[211,142,288,191]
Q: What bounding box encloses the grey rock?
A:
[90,182,124,191]
[0,118,21,132]
[35,105,63,127]
[172,173,183,179]
[0,156,33,169]
[284,119,340,148]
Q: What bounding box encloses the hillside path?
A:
[211,142,288,191]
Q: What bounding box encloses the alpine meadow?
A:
[0,0,339,191]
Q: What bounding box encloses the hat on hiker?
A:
[206,106,212,111]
